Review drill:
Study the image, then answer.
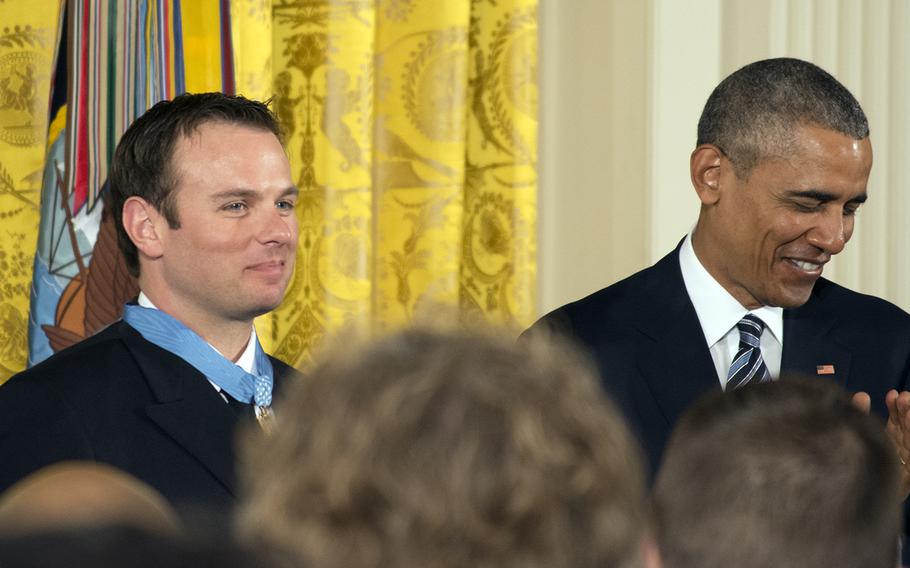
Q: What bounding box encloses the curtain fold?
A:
[0,0,63,380]
[260,0,538,366]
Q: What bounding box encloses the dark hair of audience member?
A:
[653,375,901,568]
[0,525,266,568]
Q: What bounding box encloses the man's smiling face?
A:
[696,124,872,309]
[154,121,299,325]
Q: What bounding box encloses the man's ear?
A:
[690,144,724,206]
[122,197,164,260]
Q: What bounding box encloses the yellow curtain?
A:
[230,0,272,101]
[251,0,538,367]
[0,1,63,380]
[181,2,230,93]
[0,0,537,378]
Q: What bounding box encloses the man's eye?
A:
[276,200,296,211]
[224,202,246,212]
[844,205,861,217]
[794,201,822,212]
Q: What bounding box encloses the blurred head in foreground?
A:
[653,376,901,568]
[0,461,180,537]
[237,327,654,568]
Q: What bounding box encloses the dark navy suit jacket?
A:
[0,320,297,512]
[527,244,910,479]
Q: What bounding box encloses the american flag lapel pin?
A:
[816,364,835,375]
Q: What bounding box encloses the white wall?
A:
[539,0,910,316]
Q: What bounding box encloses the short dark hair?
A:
[108,93,281,277]
[237,328,650,568]
[653,375,901,568]
[0,525,262,568]
[697,58,869,178]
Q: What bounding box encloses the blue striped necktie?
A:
[726,314,771,389]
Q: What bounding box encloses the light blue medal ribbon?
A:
[122,305,273,407]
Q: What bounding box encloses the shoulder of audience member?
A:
[0,524,272,568]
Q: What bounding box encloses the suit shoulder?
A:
[813,278,910,323]
[528,264,658,335]
[4,322,131,392]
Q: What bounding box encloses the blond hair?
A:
[237,327,648,568]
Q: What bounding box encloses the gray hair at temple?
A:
[696,57,869,178]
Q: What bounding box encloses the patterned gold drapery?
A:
[0,1,62,380]
[254,0,538,366]
[0,0,537,379]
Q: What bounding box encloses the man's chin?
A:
[240,293,289,321]
[767,287,815,309]
[255,297,286,315]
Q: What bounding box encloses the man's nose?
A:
[806,208,848,255]
[258,208,296,245]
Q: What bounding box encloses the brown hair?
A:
[654,375,901,568]
[237,327,650,568]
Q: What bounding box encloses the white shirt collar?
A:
[136,292,257,374]
[678,233,783,347]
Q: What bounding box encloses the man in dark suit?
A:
[526,58,910,481]
[0,93,300,513]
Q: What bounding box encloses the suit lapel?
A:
[782,286,851,388]
[120,322,239,495]
[635,250,721,427]
[269,355,299,400]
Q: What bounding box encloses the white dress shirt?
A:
[678,233,783,389]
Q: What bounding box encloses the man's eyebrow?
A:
[209,189,258,202]
[786,189,867,204]
[209,186,299,201]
